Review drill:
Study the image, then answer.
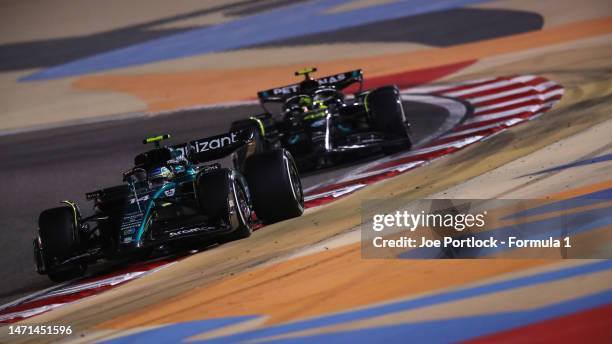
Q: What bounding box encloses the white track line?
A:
[469,85,536,103]
[463,105,540,125]
[0,304,66,323]
[349,135,484,177]
[150,100,259,116]
[403,77,498,94]
[0,282,71,312]
[334,161,425,184]
[399,94,468,146]
[305,136,484,201]
[475,88,564,113]
[440,118,525,139]
[464,100,560,125]
[33,272,148,301]
[305,184,367,202]
[0,262,177,323]
[469,81,561,104]
[443,76,538,97]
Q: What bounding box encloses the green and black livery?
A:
[34,130,304,282]
[233,68,412,170]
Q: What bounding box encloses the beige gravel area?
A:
[326,0,400,13]
[1,0,611,132]
[0,0,241,44]
[472,0,612,28]
[429,120,612,199]
[0,70,146,131]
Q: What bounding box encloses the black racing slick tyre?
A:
[245,149,304,224]
[368,86,412,154]
[38,206,86,282]
[196,169,251,240]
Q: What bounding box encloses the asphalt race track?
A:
[0,99,449,303]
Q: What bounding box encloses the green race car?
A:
[34,131,304,282]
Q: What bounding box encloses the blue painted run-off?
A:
[523,152,612,177]
[100,260,612,343]
[502,188,612,220]
[263,291,612,344]
[23,0,489,81]
[400,188,612,258]
[399,205,611,258]
[100,316,257,344]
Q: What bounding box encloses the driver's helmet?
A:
[299,79,319,95]
[314,88,343,107]
[298,95,313,110]
[148,166,173,185]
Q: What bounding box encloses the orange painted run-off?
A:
[74,16,612,112]
[547,180,612,200]
[99,179,612,330]
[99,242,556,330]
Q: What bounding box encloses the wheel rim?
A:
[284,153,304,211]
[229,180,250,230]
[236,185,251,225]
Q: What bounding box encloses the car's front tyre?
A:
[368,86,412,154]
[38,206,86,282]
[196,169,251,241]
[245,149,304,224]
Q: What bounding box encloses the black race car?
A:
[34,130,303,282]
[231,67,412,170]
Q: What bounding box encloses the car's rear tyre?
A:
[368,86,412,154]
[196,169,251,240]
[245,149,304,224]
[38,206,86,282]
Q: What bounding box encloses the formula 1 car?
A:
[230,67,412,170]
[34,131,303,282]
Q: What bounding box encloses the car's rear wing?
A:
[172,128,262,164]
[257,69,363,102]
